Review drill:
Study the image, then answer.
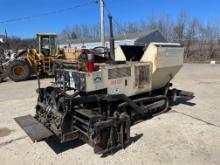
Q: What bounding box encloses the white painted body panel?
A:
[141,43,184,90]
[75,62,152,97]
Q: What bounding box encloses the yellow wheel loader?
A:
[5,33,82,82]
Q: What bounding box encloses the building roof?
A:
[37,33,57,37]
[134,30,168,46]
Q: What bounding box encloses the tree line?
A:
[2,11,220,62]
[0,36,35,52]
[60,11,220,61]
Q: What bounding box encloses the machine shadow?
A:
[46,138,85,154]
[45,133,143,156]
[170,97,196,107]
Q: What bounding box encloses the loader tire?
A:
[7,60,31,82]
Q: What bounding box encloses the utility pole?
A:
[100,0,105,47]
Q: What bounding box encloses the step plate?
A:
[14,115,54,142]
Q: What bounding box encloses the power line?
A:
[103,2,128,40]
[0,0,98,24]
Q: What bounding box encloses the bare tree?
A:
[157,15,173,41]
[184,19,198,59]
[57,11,220,62]
[173,11,187,43]
[205,23,219,60]
[147,12,157,30]
[126,22,139,33]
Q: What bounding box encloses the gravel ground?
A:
[0,64,220,165]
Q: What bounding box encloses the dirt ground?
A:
[0,64,220,165]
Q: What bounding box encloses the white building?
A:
[59,30,167,49]
[0,37,3,43]
[59,39,135,49]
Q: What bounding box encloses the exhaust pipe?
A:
[109,15,115,61]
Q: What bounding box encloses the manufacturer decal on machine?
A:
[93,72,102,89]
[110,79,123,86]
[110,88,120,94]
[93,73,102,83]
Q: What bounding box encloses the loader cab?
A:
[37,33,57,57]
